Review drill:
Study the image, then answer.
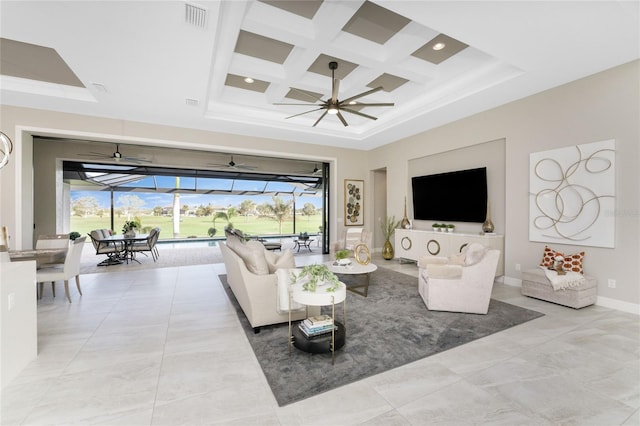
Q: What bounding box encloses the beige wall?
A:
[0,108,370,250]
[1,60,638,312]
[369,60,639,312]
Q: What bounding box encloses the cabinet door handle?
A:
[427,239,440,255]
[459,243,468,253]
[401,237,412,250]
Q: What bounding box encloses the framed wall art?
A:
[529,139,615,248]
[344,179,364,226]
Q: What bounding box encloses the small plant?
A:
[69,231,81,240]
[432,223,441,230]
[208,227,217,237]
[122,219,141,234]
[291,264,340,292]
[446,224,455,231]
[335,249,350,260]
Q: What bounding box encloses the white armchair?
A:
[418,243,500,314]
[331,228,372,256]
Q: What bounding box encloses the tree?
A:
[260,196,293,235]
[237,199,256,222]
[173,177,180,238]
[212,207,238,231]
[203,204,214,216]
[301,203,316,221]
[116,194,144,220]
[71,196,100,217]
[153,206,163,216]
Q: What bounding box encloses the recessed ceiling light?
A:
[244,77,254,84]
[432,42,446,51]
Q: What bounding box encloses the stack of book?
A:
[298,314,336,338]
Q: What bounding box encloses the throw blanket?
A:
[540,266,586,291]
[276,269,305,313]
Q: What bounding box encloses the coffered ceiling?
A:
[0,1,638,150]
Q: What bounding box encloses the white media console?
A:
[394,229,504,276]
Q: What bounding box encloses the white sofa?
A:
[220,231,319,332]
[418,243,500,314]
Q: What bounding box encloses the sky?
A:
[71,190,322,211]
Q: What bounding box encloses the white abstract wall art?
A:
[529,139,615,248]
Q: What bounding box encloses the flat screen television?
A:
[411,167,488,223]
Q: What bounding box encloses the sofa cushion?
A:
[464,243,488,266]
[226,233,270,275]
[539,245,585,274]
[448,252,466,265]
[264,248,296,274]
[238,241,270,275]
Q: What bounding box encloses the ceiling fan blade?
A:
[341,86,383,105]
[341,107,378,121]
[274,102,323,106]
[312,110,329,127]
[123,156,151,163]
[290,87,325,103]
[285,107,325,120]
[348,102,395,107]
[336,111,349,127]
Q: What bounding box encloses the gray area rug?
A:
[219,268,544,406]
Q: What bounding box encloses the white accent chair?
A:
[418,243,500,314]
[331,227,372,256]
[36,236,86,303]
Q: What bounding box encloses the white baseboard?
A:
[501,275,639,315]
[500,275,521,287]
[596,296,640,315]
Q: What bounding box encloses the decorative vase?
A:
[400,197,411,229]
[482,200,495,233]
[382,239,394,260]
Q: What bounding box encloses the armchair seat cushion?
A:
[424,264,463,279]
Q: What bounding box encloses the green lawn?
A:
[71,214,322,239]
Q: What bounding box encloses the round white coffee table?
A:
[325,260,378,297]
[288,279,347,365]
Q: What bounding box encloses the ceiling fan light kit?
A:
[275,61,394,127]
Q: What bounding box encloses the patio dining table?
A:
[103,233,149,264]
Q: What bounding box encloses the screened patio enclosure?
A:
[63,161,330,253]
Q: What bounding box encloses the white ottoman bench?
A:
[521,268,597,309]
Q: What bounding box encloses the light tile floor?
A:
[2,253,639,425]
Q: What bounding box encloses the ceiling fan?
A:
[84,144,150,163]
[296,164,323,175]
[274,61,395,127]
[208,155,257,171]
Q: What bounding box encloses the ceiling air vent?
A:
[185,3,207,28]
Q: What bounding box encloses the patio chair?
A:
[130,227,160,261]
[88,229,123,266]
